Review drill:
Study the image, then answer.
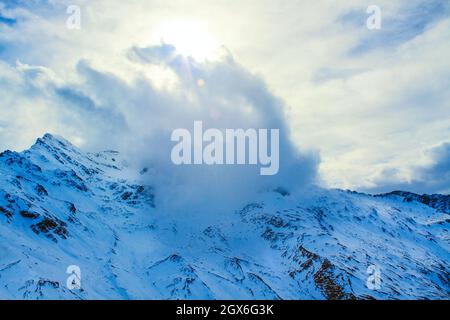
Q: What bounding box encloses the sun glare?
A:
[153,20,219,61]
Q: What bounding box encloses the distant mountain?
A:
[0,134,448,299]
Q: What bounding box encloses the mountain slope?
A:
[0,134,448,299]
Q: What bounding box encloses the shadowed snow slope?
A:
[0,134,448,299]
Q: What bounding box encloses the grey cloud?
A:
[366,142,450,195]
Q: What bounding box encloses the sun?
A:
[152,20,218,61]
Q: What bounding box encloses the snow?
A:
[0,134,448,299]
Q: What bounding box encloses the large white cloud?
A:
[0,44,320,214]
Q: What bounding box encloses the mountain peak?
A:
[36,133,74,149]
[29,133,82,161]
[42,133,58,141]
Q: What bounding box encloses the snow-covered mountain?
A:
[0,134,448,299]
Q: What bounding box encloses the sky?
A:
[0,0,449,195]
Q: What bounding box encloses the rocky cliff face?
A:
[0,134,448,299]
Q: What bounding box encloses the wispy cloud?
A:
[341,0,450,54]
